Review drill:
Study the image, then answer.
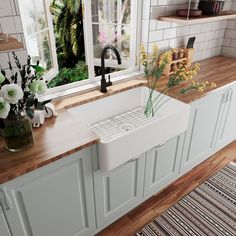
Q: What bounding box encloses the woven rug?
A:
[137,162,236,236]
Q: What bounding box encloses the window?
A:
[18,0,58,80]
[91,0,138,74]
[18,0,141,94]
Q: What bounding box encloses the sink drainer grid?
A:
[89,107,159,142]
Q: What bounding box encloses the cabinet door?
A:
[144,135,184,198]
[0,205,11,236]
[93,155,145,229]
[3,149,95,236]
[217,85,236,149]
[180,91,225,175]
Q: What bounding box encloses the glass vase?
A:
[1,116,35,152]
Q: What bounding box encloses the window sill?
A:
[40,70,144,102]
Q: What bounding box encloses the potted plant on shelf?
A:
[0,52,49,152]
[140,44,216,117]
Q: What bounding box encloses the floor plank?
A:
[96,141,236,236]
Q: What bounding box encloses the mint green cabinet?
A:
[216,84,236,149]
[2,148,96,236]
[93,155,145,230]
[0,205,11,236]
[180,88,227,175]
[144,135,184,198]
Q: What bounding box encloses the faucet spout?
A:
[100,45,122,93]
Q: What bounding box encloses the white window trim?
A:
[18,0,58,81]
[35,0,143,101]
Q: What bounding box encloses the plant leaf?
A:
[26,108,34,119]
[26,96,35,107]
[31,65,46,73]
[35,102,45,110]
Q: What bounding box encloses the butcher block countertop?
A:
[0,56,236,184]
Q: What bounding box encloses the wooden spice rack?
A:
[163,48,195,76]
[0,36,23,52]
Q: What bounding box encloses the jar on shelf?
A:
[178,49,184,59]
[172,49,178,60]
[171,63,177,72]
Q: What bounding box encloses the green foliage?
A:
[48,62,88,88]
[50,0,85,68]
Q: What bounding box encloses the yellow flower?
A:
[159,50,172,66]
[140,44,148,66]
[211,82,216,88]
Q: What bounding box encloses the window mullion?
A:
[83,0,95,81]
[129,0,139,68]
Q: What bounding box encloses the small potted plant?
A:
[0,52,49,152]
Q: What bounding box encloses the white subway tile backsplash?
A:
[190,24,201,35]
[223,38,231,46]
[0,53,9,68]
[149,20,157,30]
[225,29,236,39]
[151,6,166,19]
[231,39,236,48]
[142,0,151,19]
[177,26,190,37]
[163,27,177,39]
[222,46,236,57]
[1,16,16,34]
[141,19,150,42]
[149,30,163,42]
[13,16,23,33]
[151,0,158,6]
[0,0,27,69]
[9,50,27,66]
[156,20,170,30]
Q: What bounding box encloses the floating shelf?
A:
[158,11,236,25]
[0,36,23,52]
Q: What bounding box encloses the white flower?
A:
[0,97,10,119]
[30,80,47,95]
[0,72,5,84]
[1,84,24,104]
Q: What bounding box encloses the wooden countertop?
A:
[160,56,236,103]
[0,111,99,184]
[0,56,235,184]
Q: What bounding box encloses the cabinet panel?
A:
[94,155,145,229]
[144,135,184,198]
[0,205,11,236]
[217,86,236,149]
[3,149,95,236]
[180,92,224,174]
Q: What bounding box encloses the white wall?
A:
[0,0,27,75]
[142,0,233,62]
[222,0,236,57]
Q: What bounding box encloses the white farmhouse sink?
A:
[68,86,191,171]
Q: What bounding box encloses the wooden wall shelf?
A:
[158,11,236,25]
[0,36,23,52]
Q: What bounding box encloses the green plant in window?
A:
[47,62,88,88]
[50,0,85,68]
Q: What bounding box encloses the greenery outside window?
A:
[18,0,141,95]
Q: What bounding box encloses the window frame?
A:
[18,0,58,81]
[20,0,143,100]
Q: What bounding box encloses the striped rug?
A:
[137,162,236,236]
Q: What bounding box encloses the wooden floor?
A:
[96,141,236,236]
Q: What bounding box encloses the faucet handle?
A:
[107,75,112,87]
